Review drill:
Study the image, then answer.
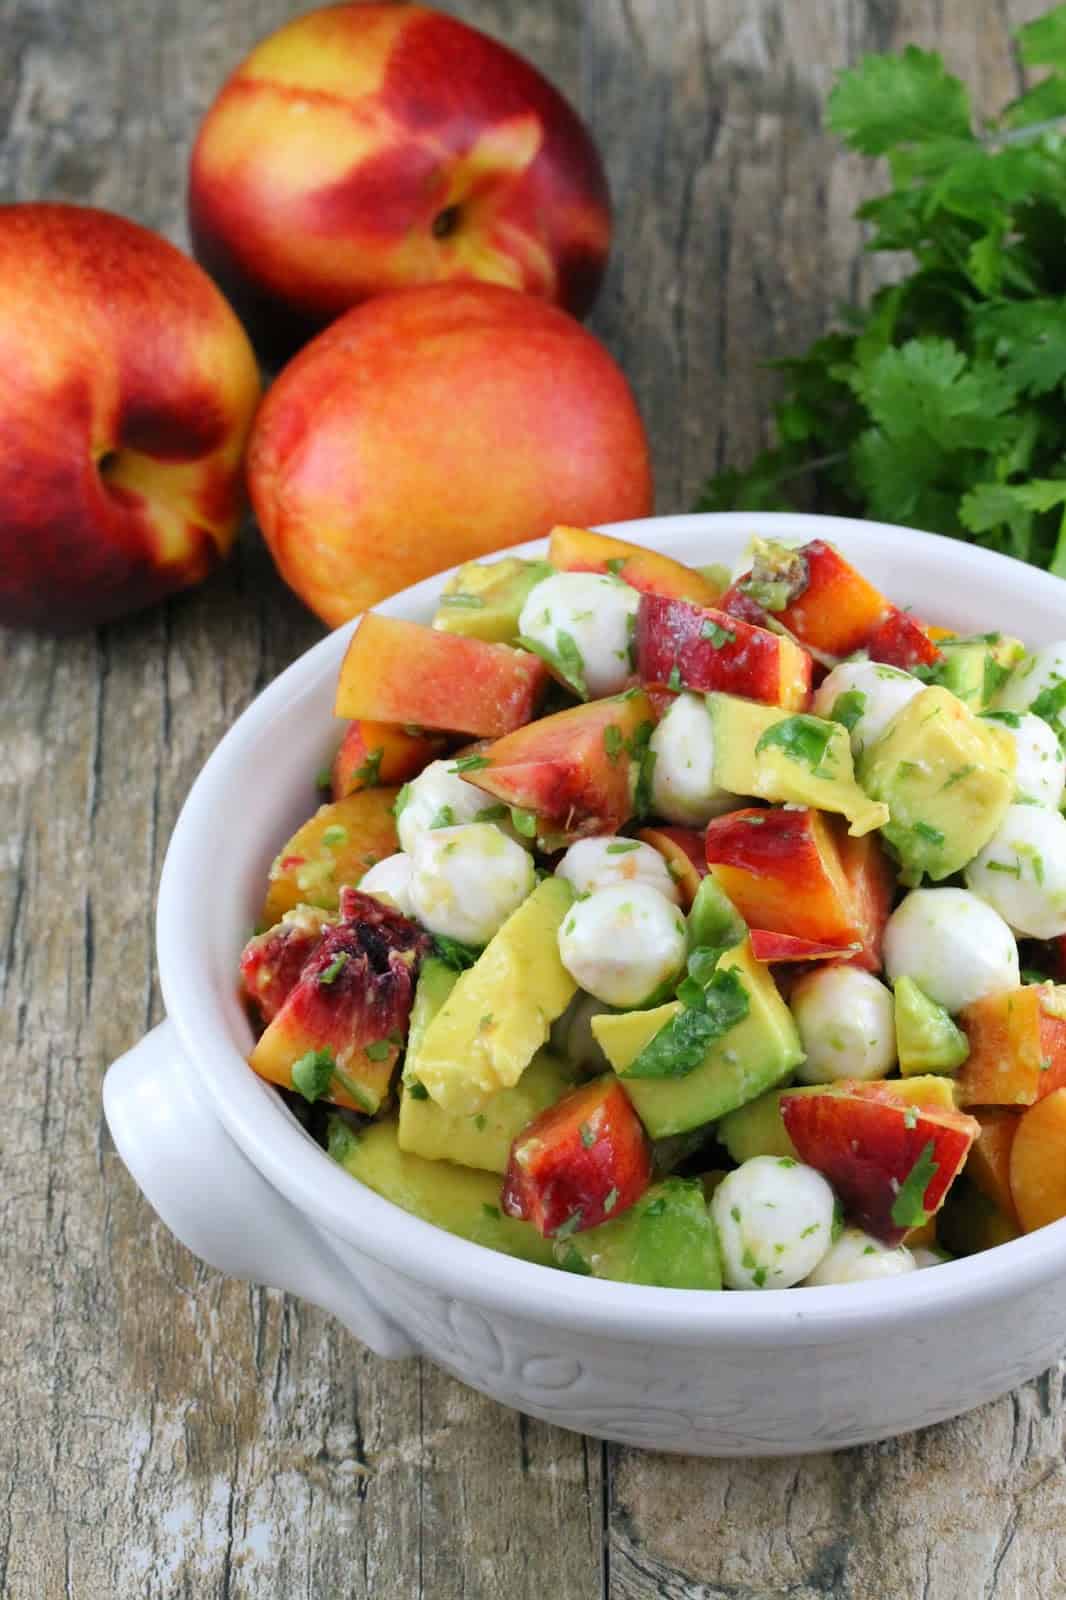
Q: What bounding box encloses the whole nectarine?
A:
[0,204,261,632]
[246,282,653,625]
[188,3,611,363]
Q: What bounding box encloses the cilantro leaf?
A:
[432,934,482,971]
[291,1048,336,1104]
[830,688,867,734]
[755,713,837,774]
[622,967,750,1080]
[827,46,973,156]
[890,1139,940,1230]
[516,631,587,699]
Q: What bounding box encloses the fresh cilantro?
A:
[552,1209,585,1241]
[830,689,867,733]
[603,724,624,762]
[903,1103,919,1130]
[509,806,538,838]
[326,1115,359,1165]
[605,557,627,575]
[755,714,837,774]
[393,783,413,818]
[474,803,508,822]
[606,840,640,854]
[688,874,747,953]
[316,767,333,791]
[1030,677,1066,743]
[981,710,1022,729]
[365,1039,392,1062]
[940,764,976,791]
[450,754,491,774]
[291,1048,337,1104]
[700,619,736,649]
[432,934,482,970]
[627,720,658,817]
[516,630,588,699]
[603,1186,620,1215]
[983,656,1010,704]
[474,1114,488,1132]
[579,1121,597,1149]
[321,825,348,848]
[407,1080,430,1101]
[318,952,348,986]
[481,1202,501,1219]
[752,1266,768,1287]
[352,748,384,788]
[667,663,683,692]
[428,805,456,829]
[623,967,750,1079]
[694,18,1066,581]
[986,858,1022,878]
[912,820,945,847]
[890,1139,940,1230]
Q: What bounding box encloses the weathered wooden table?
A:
[4,2,1065,1595]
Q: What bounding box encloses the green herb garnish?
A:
[603,724,624,762]
[667,664,683,692]
[623,967,750,1079]
[451,754,491,774]
[407,1080,430,1101]
[700,619,736,649]
[755,714,837,774]
[318,952,348,985]
[432,934,482,970]
[890,1140,940,1230]
[352,748,384,788]
[365,1039,392,1062]
[509,806,538,838]
[517,629,588,699]
[606,840,640,855]
[830,689,867,734]
[428,804,456,829]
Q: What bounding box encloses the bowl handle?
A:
[103,1020,416,1359]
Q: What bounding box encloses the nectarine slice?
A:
[331,719,445,800]
[704,807,861,948]
[1009,1088,1066,1233]
[263,788,400,923]
[548,524,723,607]
[636,593,811,709]
[336,613,548,737]
[637,825,707,909]
[967,1108,1021,1224]
[956,987,1066,1108]
[728,539,891,659]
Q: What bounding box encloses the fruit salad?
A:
[238,525,1066,1290]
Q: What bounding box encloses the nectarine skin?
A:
[189,3,611,363]
[247,283,653,625]
[0,204,260,632]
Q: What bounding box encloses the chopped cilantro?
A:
[731,1206,741,1223]
[752,1265,768,1287]
[481,1202,501,1219]
[667,663,683,692]
[326,1116,359,1165]
[318,952,349,986]
[626,720,658,817]
[479,1013,493,1030]
[291,1048,336,1104]
[407,1080,430,1101]
[986,858,1022,879]
[606,840,640,854]
[830,688,867,733]
[1030,678,1066,744]
[321,825,348,847]
[983,655,1010,704]
[623,967,750,1079]
[428,804,456,829]
[393,783,413,818]
[365,1039,392,1062]
[799,1222,820,1239]
[450,754,491,774]
[510,806,538,838]
[940,763,976,791]
[475,803,508,822]
[903,1103,919,1129]
[474,1114,488,1132]
[432,934,482,970]
[890,1140,940,1230]
[603,1186,620,1215]
[981,710,1022,729]
[352,748,384,788]
[603,724,624,762]
[605,557,627,575]
[316,767,333,792]
[912,820,945,847]
[778,1157,798,1169]
[516,629,588,699]
[755,714,836,774]
[579,1122,596,1149]
[700,619,736,649]
[552,1209,585,1241]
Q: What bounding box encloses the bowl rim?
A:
[157,509,1066,1344]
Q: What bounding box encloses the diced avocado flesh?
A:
[894,976,970,1077]
[328,1117,556,1266]
[415,877,577,1114]
[706,693,888,836]
[858,685,1015,884]
[554,1177,722,1288]
[716,1075,960,1163]
[399,1049,577,1173]
[403,956,459,1083]
[593,939,803,1137]
[432,558,554,644]
[936,635,1024,711]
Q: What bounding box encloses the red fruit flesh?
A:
[636,593,811,709]
[704,807,861,947]
[781,1090,979,1245]
[865,606,941,670]
[748,930,859,964]
[240,908,334,1021]
[501,1076,652,1237]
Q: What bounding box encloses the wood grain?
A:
[1,2,1062,1597]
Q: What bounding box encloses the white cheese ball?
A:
[812,659,924,758]
[557,883,687,1008]
[518,571,639,699]
[790,965,897,1084]
[410,824,534,946]
[965,804,1066,939]
[883,888,1019,1014]
[649,691,739,825]
[358,852,415,918]
[396,759,494,855]
[555,836,681,904]
[982,711,1066,808]
[804,1226,916,1285]
[710,1156,837,1290]
[995,641,1066,744]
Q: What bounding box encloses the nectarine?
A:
[247,283,652,624]
[0,204,260,631]
[189,3,611,363]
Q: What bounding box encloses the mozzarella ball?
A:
[981,711,1066,808]
[550,991,615,1073]
[649,691,739,825]
[804,1226,916,1285]
[396,759,494,855]
[358,852,415,918]
[883,888,1019,1014]
[557,883,687,1008]
[995,640,1066,744]
[710,1156,837,1289]
[518,571,639,699]
[812,659,924,758]
[555,836,681,904]
[409,824,534,946]
[790,965,897,1084]
[965,804,1066,939]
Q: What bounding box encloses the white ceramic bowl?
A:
[104,512,1066,1456]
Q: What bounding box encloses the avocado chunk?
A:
[403,956,459,1084]
[858,685,1015,884]
[554,1177,722,1288]
[399,1049,576,1172]
[706,693,888,836]
[717,1075,961,1163]
[935,633,1024,710]
[432,557,554,644]
[894,976,970,1077]
[592,939,803,1137]
[328,1117,556,1266]
[414,876,577,1114]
